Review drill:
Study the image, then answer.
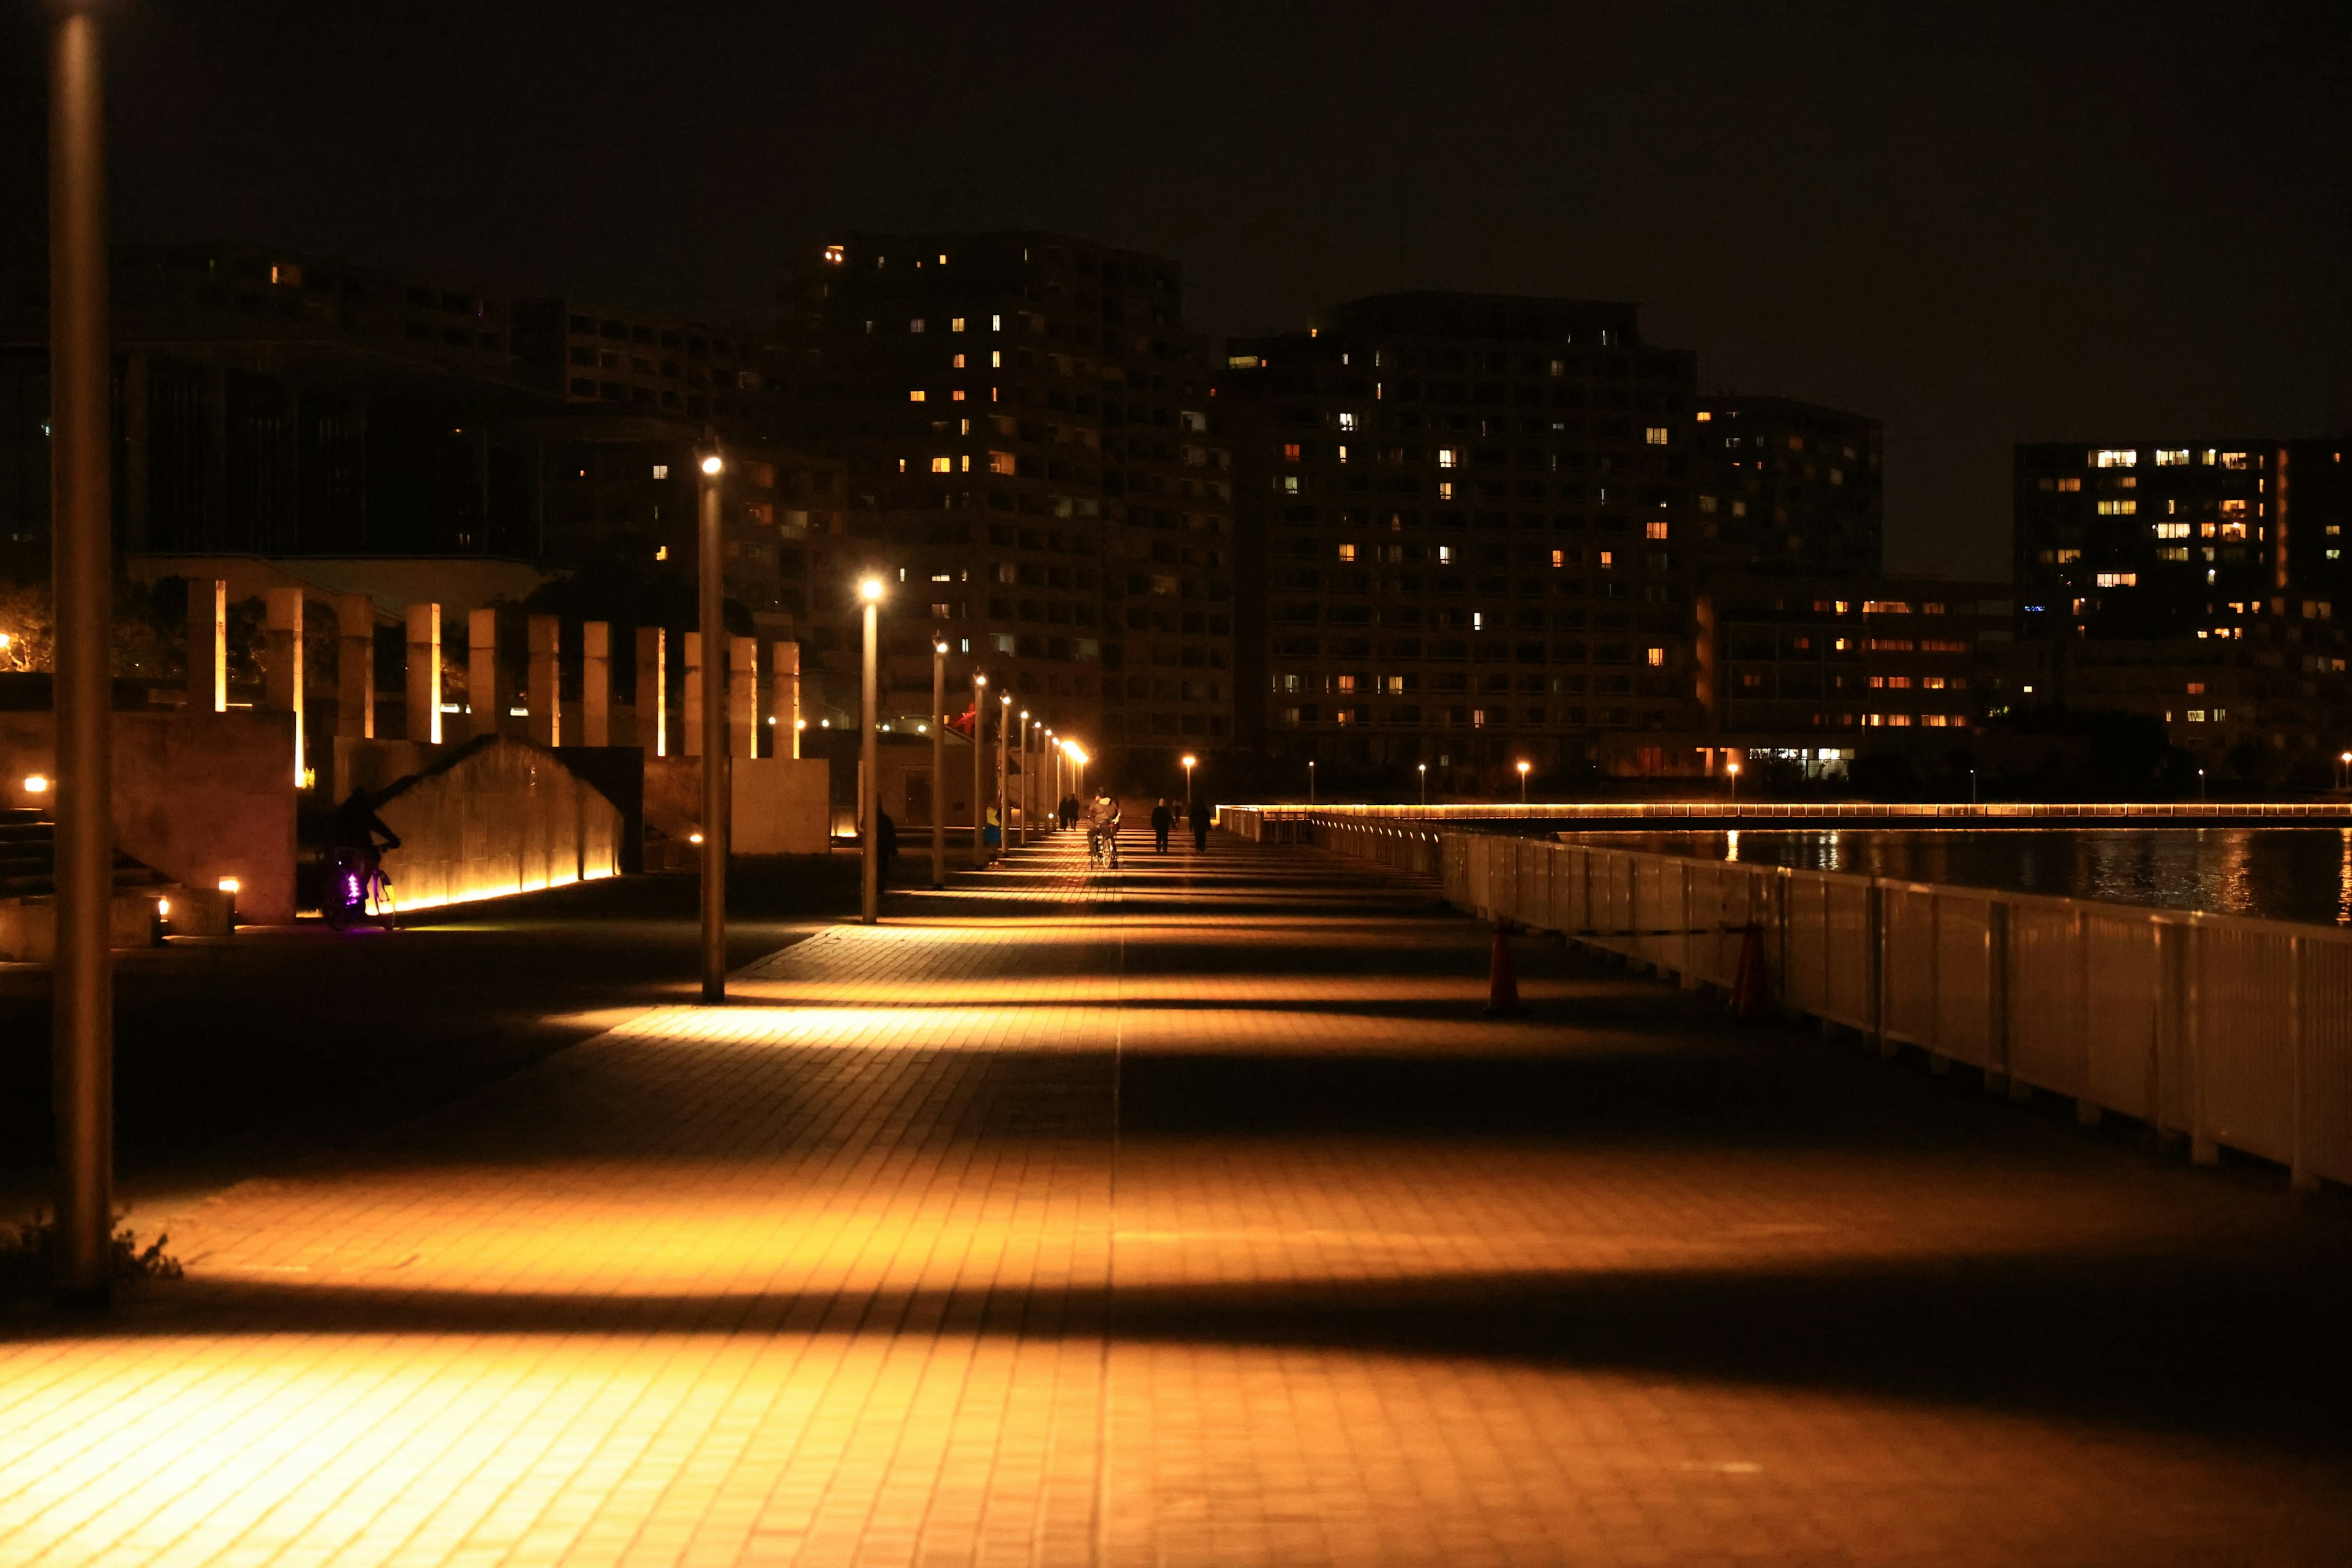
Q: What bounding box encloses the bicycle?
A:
[320,844,399,930]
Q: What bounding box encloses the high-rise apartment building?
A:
[1221,291,1702,790]
[771,232,1234,773]
[1691,396,1882,576]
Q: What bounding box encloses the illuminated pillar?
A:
[405,602,440,744]
[468,606,498,742]
[635,626,664,756]
[186,578,225,714]
[682,631,703,758]
[335,593,374,739]
[730,635,758,758]
[773,640,801,758]
[265,586,304,785]
[582,621,611,747]
[527,613,560,747]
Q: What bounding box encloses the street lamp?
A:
[2339,750,2351,791]
[1517,759,1531,804]
[1727,758,1741,804]
[970,672,988,866]
[997,692,1011,859]
[1308,759,1316,805]
[696,445,728,1001]
[1418,761,1427,807]
[1182,753,1197,806]
[859,576,883,924]
[1017,708,1030,847]
[930,639,948,888]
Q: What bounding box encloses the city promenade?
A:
[4,832,2350,1566]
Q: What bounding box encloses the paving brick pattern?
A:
[4,832,2350,1565]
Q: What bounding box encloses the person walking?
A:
[1060,793,1080,830]
[877,809,898,889]
[1150,797,1174,854]
[1188,797,1212,852]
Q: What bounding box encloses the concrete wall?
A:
[369,736,622,912]
[644,756,831,856]
[0,709,300,923]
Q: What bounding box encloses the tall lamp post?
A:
[971,672,987,865]
[1727,758,1741,804]
[930,639,947,888]
[997,693,1011,857]
[1307,760,1316,805]
[1182,753,1196,806]
[1418,762,1427,807]
[697,450,728,1002]
[49,0,113,1302]
[1517,759,1531,803]
[1016,709,1030,846]
[859,578,883,923]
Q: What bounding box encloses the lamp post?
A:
[2339,750,2351,791]
[48,0,113,1303]
[970,672,987,865]
[1016,709,1030,846]
[1727,758,1741,804]
[930,639,948,888]
[1308,759,1316,805]
[1418,762,1427,807]
[997,693,1011,858]
[697,450,728,1002]
[1182,753,1197,807]
[1046,730,1058,823]
[858,578,883,922]
[1517,759,1531,804]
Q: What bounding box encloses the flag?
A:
[947,703,978,737]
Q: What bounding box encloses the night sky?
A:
[6,1,2347,579]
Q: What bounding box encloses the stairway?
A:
[0,807,178,900]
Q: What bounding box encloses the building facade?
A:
[771,231,1234,776]
[1221,291,1702,793]
[1691,395,1882,578]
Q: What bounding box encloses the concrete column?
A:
[334,592,374,739]
[187,578,225,713]
[527,612,560,747]
[773,641,801,758]
[468,606,499,742]
[582,621,611,747]
[682,631,702,758]
[265,586,304,785]
[730,635,758,758]
[405,602,441,744]
[635,626,665,756]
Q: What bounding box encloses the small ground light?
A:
[688,832,705,845]
[217,877,239,894]
[23,774,48,793]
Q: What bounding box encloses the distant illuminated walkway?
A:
[4,831,2349,1565]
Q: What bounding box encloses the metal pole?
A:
[49,0,112,1306]
[971,673,987,865]
[1016,710,1029,846]
[995,696,1009,853]
[698,451,727,1001]
[859,587,880,924]
[930,639,946,888]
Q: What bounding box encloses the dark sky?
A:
[7,1,2348,578]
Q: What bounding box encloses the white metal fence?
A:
[1222,806,2351,1190]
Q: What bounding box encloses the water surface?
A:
[1558,827,2352,929]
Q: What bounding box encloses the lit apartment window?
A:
[1437,545,1453,565]
[2097,499,2136,514]
[2054,548,2082,563]
[2220,451,2250,470]
[2092,449,2136,467]
[1645,647,1665,666]
[989,451,1016,475]
[951,317,966,332]
[1645,521,1669,540]
[2153,521,2190,538]
[1437,481,1455,500]
[930,457,952,473]
[1471,709,1487,728]
[1338,412,1359,431]
[651,464,668,479]
[2057,477,2081,492]
[1695,409,1711,421]
[2155,448,2190,466]
[823,245,845,265]
[1645,427,1669,445]
[952,354,966,369]
[1437,448,1459,468]
[1282,443,1302,462]
[910,390,926,402]
[2095,571,2138,587]
[910,319,925,333]
[1336,543,1357,562]
[2186,710,2206,722]
[1597,550,1615,568]
[990,314,1003,331]
[1550,549,1566,568]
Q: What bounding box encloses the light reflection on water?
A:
[1559,827,2352,928]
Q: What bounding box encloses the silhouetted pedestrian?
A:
[1189,798,1211,851]
[877,809,897,887]
[1150,798,1174,853]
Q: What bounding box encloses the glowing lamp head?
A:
[859,577,884,603]
[1182,755,1196,768]
[975,673,987,688]
[1517,761,1531,775]
[1020,709,1029,720]
[935,641,949,655]
[1726,761,1741,775]
[699,454,723,476]
[1000,694,1011,707]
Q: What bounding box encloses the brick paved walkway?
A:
[6,831,2351,1566]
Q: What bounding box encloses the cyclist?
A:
[326,786,401,922]
[1085,794,1122,866]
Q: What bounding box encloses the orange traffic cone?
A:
[1486,922,1521,1015]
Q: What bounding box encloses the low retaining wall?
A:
[370,736,623,912]
[1229,807,2352,1192]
